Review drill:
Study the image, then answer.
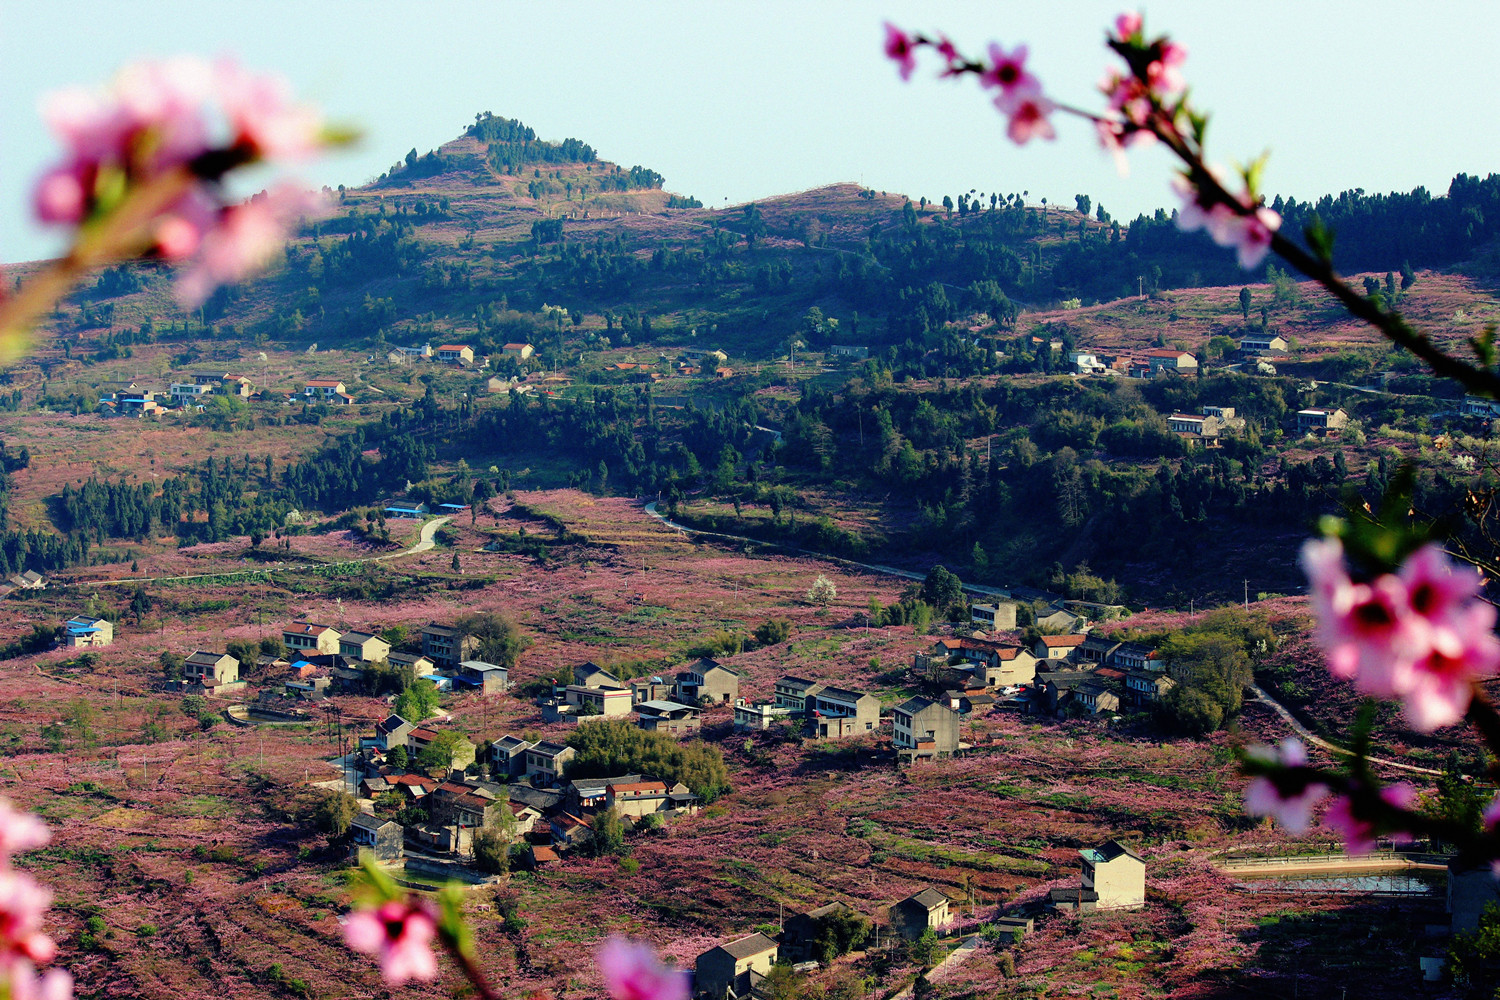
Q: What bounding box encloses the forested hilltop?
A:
[5,114,1500,605]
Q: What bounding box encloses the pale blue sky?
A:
[3,1,1499,263]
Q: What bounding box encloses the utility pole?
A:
[1244,579,1250,610]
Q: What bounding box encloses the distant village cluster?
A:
[50,568,1182,999]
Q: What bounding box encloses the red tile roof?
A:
[437,344,470,352]
[1039,635,1087,648]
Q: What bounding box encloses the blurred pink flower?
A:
[997,92,1056,145]
[1325,784,1416,855]
[217,58,323,159]
[1146,41,1188,96]
[1095,120,1154,177]
[599,937,689,1000]
[1242,738,1327,833]
[0,872,57,966]
[0,802,50,860]
[343,900,438,986]
[1301,538,1500,730]
[935,36,961,71]
[35,56,332,305]
[1222,207,1280,268]
[5,961,71,1000]
[981,44,1039,99]
[174,183,327,307]
[884,24,917,81]
[1114,12,1144,41]
[1483,792,1500,831]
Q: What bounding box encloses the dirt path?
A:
[1247,682,1443,777]
[85,516,452,588]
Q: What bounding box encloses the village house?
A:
[969,601,1018,629]
[487,735,535,780]
[303,379,348,400]
[606,778,699,820]
[1144,349,1198,375]
[574,661,624,689]
[1081,841,1146,910]
[1167,412,1221,442]
[8,571,44,591]
[455,660,509,694]
[695,933,778,1000]
[892,888,951,939]
[421,622,479,669]
[524,741,575,784]
[383,500,427,519]
[387,651,436,676]
[892,697,962,760]
[1113,643,1165,673]
[560,684,633,718]
[184,650,240,692]
[629,675,672,705]
[1124,670,1176,707]
[1201,405,1247,432]
[779,902,859,963]
[681,348,728,366]
[61,614,112,648]
[1069,350,1108,374]
[569,775,631,813]
[1033,670,1097,715]
[732,699,796,731]
[1238,333,1288,354]
[500,343,535,360]
[338,631,391,663]
[1076,634,1122,666]
[1297,407,1349,435]
[1033,634,1087,661]
[674,658,740,704]
[1463,394,1500,419]
[550,811,593,851]
[408,729,477,770]
[436,344,476,365]
[828,344,869,359]
[117,394,164,417]
[386,773,437,801]
[773,676,825,713]
[807,686,881,738]
[1035,605,1082,632]
[1075,679,1121,715]
[348,813,403,863]
[635,700,702,736]
[284,621,342,655]
[169,382,211,406]
[373,714,415,751]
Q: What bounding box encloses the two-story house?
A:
[696,934,778,1000]
[524,741,575,784]
[1297,407,1349,436]
[1081,841,1146,909]
[338,631,391,663]
[1033,634,1086,661]
[61,615,113,648]
[501,343,535,360]
[773,676,825,713]
[436,344,475,365]
[674,658,739,704]
[421,623,479,669]
[635,700,701,736]
[488,735,535,780]
[303,379,348,400]
[807,686,881,738]
[892,888,950,939]
[892,697,961,759]
[284,622,342,655]
[1145,349,1198,375]
[455,660,508,694]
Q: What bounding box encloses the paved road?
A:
[887,935,984,1000]
[1247,682,1442,777]
[86,515,452,588]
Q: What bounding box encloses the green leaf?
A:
[1469,324,1498,372]
[435,883,471,955]
[1303,213,1336,267]
[1242,150,1272,199]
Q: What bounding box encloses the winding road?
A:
[1246,682,1443,777]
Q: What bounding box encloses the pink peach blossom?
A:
[598,937,689,1000]
[1146,41,1188,95]
[1114,12,1144,41]
[173,183,327,307]
[997,92,1056,145]
[884,24,917,81]
[1325,784,1416,855]
[1484,793,1500,831]
[0,872,56,966]
[217,58,323,159]
[5,961,71,1000]
[343,900,439,986]
[0,802,50,859]
[981,43,1040,100]
[1242,738,1327,833]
